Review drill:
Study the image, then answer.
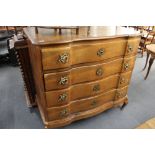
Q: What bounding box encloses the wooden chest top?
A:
[23,26,141,45]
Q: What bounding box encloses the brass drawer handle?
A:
[96,68,103,76]
[91,100,97,106]
[59,76,68,85]
[128,45,133,52]
[58,53,69,64]
[58,93,67,102]
[116,91,124,99]
[60,109,68,117]
[120,77,126,84]
[93,84,100,92]
[124,62,130,70]
[97,48,104,57]
[120,77,128,85]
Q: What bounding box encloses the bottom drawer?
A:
[47,89,116,121]
[70,89,116,113]
[46,86,129,121]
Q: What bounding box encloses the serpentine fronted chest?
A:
[23,26,140,128]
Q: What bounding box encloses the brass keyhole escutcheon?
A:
[120,77,128,85]
[93,84,100,92]
[116,91,124,99]
[96,68,103,76]
[124,62,130,70]
[58,53,69,64]
[59,76,68,85]
[120,77,126,84]
[91,100,97,106]
[128,45,133,53]
[97,48,105,57]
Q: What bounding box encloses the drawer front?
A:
[42,46,71,70]
[47,89,116,121]
[125,37,141,56]
[41,38,127,70]
[71,38,126,65]
[118,71,132,88]
[45,74,119,108]
[47,105,70,121]
[44,70,71,91]
[70,89,116,114]
[44,58,123,91]
[122,56,136,72]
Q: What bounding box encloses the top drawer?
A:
[41,38,127,70]
[125,37,141,56]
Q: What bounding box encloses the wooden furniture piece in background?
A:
[0,26,15,32]
[0,27,15,64]
[35,26,80,35]
[137,117,155,129]
[14,26,27,35]
[142,44,155,80]
[139,27,155,57]
[13,35,36,107]
[21,26,140,128]
[5,27,27,66]
[132,26,154,32]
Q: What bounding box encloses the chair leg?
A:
[144,57,154,80]
[76,27,79,35]
[59,28,62,34]
[141,48,144,57]
[35,27,38,34]
[142,52,150,71]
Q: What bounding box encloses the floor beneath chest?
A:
[0,46,155,128]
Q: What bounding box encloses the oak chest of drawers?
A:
[23,26,140,128]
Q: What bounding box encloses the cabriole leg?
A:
[120,97,128,110]
[142,52,150,71]
[144,57,154,80]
